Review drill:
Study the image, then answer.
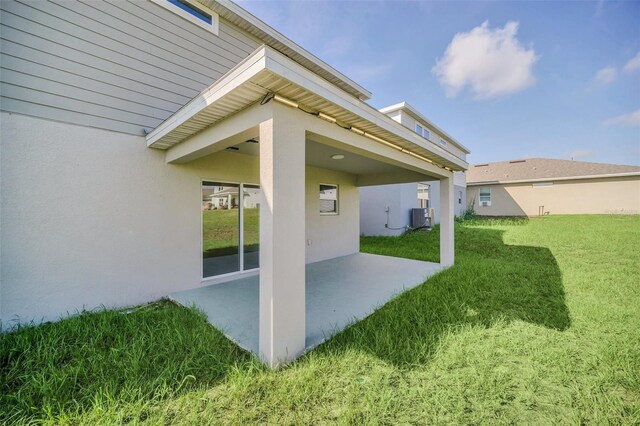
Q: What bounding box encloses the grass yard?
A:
[202,208,259,256]
[2,215,639,424]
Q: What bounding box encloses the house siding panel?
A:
[391,111,467,161]
[0,0,260,135]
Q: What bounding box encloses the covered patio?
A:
[146,45,467,366]
[170,253,442,355]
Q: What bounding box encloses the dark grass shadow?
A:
[0,300,258,423]
[314,225,570,367]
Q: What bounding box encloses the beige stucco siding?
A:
[0,0,260,135]
[468,176,640,216]
[0,112,359,325]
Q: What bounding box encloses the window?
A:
[202,181,260,279]
[415,123,431,140]
[440,138,447,146]
[479,187,491,206]
[319,184,338,214]
[154,0,219,34]
[418,183,429,209]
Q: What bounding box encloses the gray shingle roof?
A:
[467,158,640,184]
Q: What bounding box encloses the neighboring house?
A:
[203,185,260,209]
[360,102,470,236]
[466,158,640,216]
[0,0,467,366]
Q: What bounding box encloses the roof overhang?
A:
[146,46,468,172]
[198,0,371,101]
[467,171,640,186]
[379,102,471,154]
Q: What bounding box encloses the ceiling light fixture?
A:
[331,154,345,160]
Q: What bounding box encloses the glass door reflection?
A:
[243,184,260,270]
[202,182,240,277]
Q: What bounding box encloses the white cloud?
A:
[594,66,617,84]
[432,21,538,99]
[623,52,640,73]
[602,109,640,127]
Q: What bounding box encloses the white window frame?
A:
[415,123,431,140]
[319,183,339,215]
[478,187,492,206]
[152,0,219,35]
[417,183,429,209]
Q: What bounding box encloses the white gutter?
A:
[467,171,640,186]
[146,46,468,171]
[205,0,372,101]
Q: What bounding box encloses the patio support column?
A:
[258,103,306,367]
[440,174,455,267]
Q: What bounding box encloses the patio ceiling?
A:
[146,46,468,172]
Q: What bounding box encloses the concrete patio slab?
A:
[170,253,442,356]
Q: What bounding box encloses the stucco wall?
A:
[359,180,466,236]
[0,112,359,325]
[428,181,467,222]
[359,183,417,236]
[306,167,360,262]
[468,177,640,216]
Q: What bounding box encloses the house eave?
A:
[146,46,468,172]
[378,102,471,155]
[198,0,372,101]
[467,171,640,186]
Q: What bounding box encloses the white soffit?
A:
[146,46,468,171]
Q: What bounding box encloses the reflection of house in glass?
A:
[202,185,260,210]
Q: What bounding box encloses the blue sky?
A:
[238,0,640,165]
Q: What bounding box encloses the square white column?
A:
[258,103,306,367]
[440,174,455,267]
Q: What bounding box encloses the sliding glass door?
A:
[243,184,260,270]
[202,181,259,278]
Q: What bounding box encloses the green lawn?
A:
[2,215,639,424]
[202,208,259,256]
